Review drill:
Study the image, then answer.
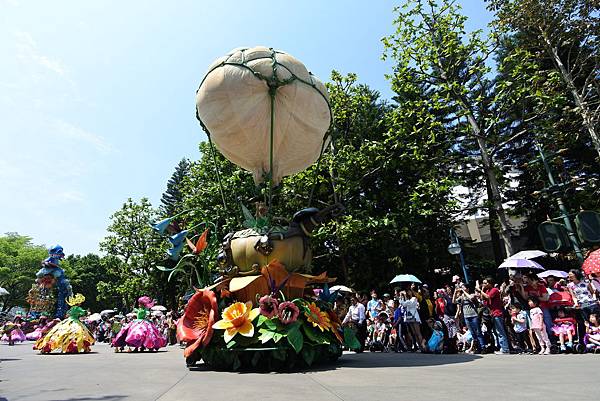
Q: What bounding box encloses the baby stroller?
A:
[369,312,392,353]
[547,292,586,353]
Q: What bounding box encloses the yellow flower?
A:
[212,301,259,343]
[304,302,332,332]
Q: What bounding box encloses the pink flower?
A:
[278,301,299,325]
[259,295,279,318]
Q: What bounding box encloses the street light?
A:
[448,228,469,285]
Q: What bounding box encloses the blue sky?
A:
[0,0,492,255]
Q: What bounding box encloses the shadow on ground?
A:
[187,351,482,374]
[47,397,127,401]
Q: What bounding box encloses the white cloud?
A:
[14,31,67,76]
[54,119,114,154]
[56,190,85,203]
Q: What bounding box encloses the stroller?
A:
[547,291,587,353]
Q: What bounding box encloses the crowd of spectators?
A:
[338,269,600,355]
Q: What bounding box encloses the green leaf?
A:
[343,327,361,350]
[302,323,329,345]
[302,346,316,366]
[272,332,285,343]
[262,318,277,331]
[226,339,237,349]
[258,328,275,344]
[241,203,256,228]
[287,326,304,353]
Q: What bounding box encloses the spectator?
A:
[454,285,485,353]
[528,297,551,355]
[477,277,510,354]
[367,290,383,320]
[399,289,424,351]
[509,304,529,353]
[343,295,366,352]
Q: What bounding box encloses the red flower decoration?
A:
[186,229,209,254]
[177,289,218,358]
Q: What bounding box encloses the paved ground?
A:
[1,342,598,401]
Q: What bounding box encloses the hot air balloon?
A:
[195,46,332,186]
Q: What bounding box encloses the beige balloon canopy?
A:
[195,46,332,186]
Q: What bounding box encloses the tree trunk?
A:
[465,113,515,257]
[543,36,600,162]
[486,176,506,265]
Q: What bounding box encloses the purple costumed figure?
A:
[112,296,167,352]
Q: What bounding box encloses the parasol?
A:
[582,249,600,275]
[507,250,547,260]
[390,274,422,284]
[537,270,568,279]
[329,285,355,293]
[498,258,544,270]
[86,313,102,322]
[151,305,167,312]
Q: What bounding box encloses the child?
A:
[374,314,388,344]
[426,320,444,353]
[585,313,600,350]
[551,309,576,351]
[510,304,529,353]
[528,297,551,355]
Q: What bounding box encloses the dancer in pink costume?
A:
[112,296,167,352]
[25,316,60,341]
[1,315,26,344]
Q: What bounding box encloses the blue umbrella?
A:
[390,274,422,284]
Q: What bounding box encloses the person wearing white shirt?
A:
[343,296,366,352]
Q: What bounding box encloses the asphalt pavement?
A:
[1,342,598,401]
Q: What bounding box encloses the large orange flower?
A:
[212,301,259,343]
[304,302,332,332]
[177,289,218,358]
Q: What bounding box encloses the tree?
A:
[160,158,191,217]
[99,198,165,309]
[382,0,517,257]
[489,0,600,161]
[63,253,120,312]
[0,233,47,312]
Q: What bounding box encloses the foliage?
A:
[160,158,191,217]
[99,198,167,309]
[0,233,47,312]
[62,253,120,312]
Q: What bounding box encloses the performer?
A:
[25,316,60,341]
[34,293,95,353]
[112,296,167,352]
[1,314,27,345]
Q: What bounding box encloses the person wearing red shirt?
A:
[477,277,510,354]
[520,273,553,339]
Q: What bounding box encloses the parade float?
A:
[26,245,73,319]
[154,47,359,371]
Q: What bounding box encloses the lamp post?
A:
[448,228,469,285]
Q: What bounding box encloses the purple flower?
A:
[259,295,279,318]
[278,301,299,325]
